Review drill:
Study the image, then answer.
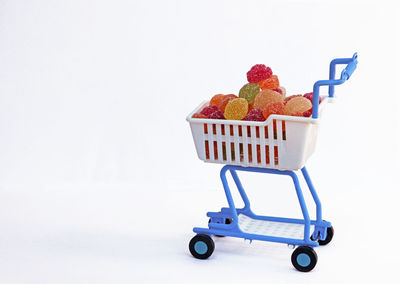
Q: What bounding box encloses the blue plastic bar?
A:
[312,53,358,119]
[301,166,322,224]
[230,169,251,211]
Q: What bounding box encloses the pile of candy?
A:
[192,64,321,121]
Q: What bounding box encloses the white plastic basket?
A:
[187,97,332,170]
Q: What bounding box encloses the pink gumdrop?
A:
[247,64,273,83]
[243,109,265,121]
[303,92,321,104]
[200,105,219,116]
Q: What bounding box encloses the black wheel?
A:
[208,218,232,237]
[189,234,215,259]
[318,226,334,246]
[310,226,334,246]
[291,246,318,272]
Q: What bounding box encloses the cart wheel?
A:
[189,234,215,259]
[291,246,318,272]
[318,226,334,246]
[311,226,334,246]
[208,218,232,237]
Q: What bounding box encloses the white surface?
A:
[238,214,314,239]
[0,0,399,283]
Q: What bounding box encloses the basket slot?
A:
[282,121,286,140]
[225,125,232,163]
[276,120,283,165]
[230,142,235,161]
[259,126,267,165]
[268,124,274,165]
[266,145,270,164]
[233,125,240,161]
[264,126,268,139]
[247,144,252,163]
[205,140,210,159]
[243,126,249,164]
[250,126,258,165]
[273,119,277,139]
[204,124,208,134]
[239,143,244,162]
[216,124,223,161]
[274,146,279,165]
[256,145,261,163]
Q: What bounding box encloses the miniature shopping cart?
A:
[186,53,358,272]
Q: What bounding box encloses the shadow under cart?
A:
[189,165,334,272]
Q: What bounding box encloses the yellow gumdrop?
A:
[224,98,248,120]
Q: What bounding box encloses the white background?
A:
[0,0,399,283]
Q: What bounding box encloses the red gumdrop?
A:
[303,92,321,104]
[303,109,312,117]
[209,110,225,119]
[243,109,265,121]
[274,88,282,95]
[200,105,219,116]
[247,64,273,83]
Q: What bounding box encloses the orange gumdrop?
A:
[253,89,283,110]
[258,75,280,90]
[209,94,225,106]
[284,94,302,105]
[218,94,238,112]
[262,102,285,120]
[284,96,312,115]
[192,113,208,119]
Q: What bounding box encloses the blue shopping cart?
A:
[186,53,358,272]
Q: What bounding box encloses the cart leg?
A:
[301,166,330,241]
[229,169,251,213]
[220,166,239,224]
[288,171,311,243]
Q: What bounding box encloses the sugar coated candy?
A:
[253,89,283,109]
[192,113,208,119]
[278,86,286,97]
[274,88,282,95]
[209,94,225,106]
[224,98,248,120]
[303,109,312,117]
[239,83,260,104]
[243,109,265,121]
[262,102,285,120]
[209,110,225,119]
[284,96,312,115]
[247,64,272,83]
[218,94,238,112]
[284,94,302,104]
[200,105,219,116]
[303,92,321,104]
[258,75,279,90]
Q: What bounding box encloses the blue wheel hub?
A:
[297,253,311,267]
[194,241,208,255]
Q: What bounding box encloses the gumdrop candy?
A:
[209,94,225,106]
[253,89,283,110]
[200,105,219,116]
[243,109,265,121]
[274,88,282,95]
[284,96,312,115]
[247,64,272,83]
[258,75,279,90]
[239,83,260,104]
[209,110,225,119]
[192,113,208,119]
[303,109,312,117]
[278,86,286,97]
[262,102,284,120]
[218,94,238,112]
[303,92,321,104]
[224,98,248,120]
[284,94,302,104]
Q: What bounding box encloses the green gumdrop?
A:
[239,83,260,104]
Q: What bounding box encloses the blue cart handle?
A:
[312,52,358,118]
